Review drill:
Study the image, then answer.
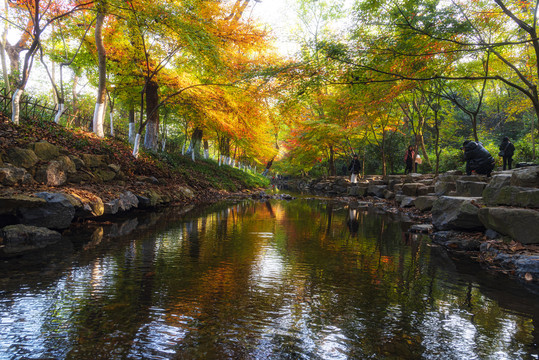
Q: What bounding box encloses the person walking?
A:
[348,154,362,183]
[404,145,415,174]
[499,136,516,170]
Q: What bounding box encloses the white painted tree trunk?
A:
[182,143,186,155]
[128,123,136,144]
[11,88,22,124]
[109,111,114,136]
[93,102,105,138]
[161,138,166,152]
[144,120,159,150]
[132,133,141,158]
[218,156,222,166]
[191,151,195,162]
[204,148,209,159]
[54,102,65,124]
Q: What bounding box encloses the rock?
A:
[431,230,482,251]
[367,184,387,197]
[34,160,67,186]
[81,154,107,168]
[177,186,195,199]
[136,195,152,208]
[432,196,484,231]
[30,141,60,161]
[480,242,539,282]
[456,180,487,197]
[414,195,438,211]
[118,191,139,212]
[434,180,456,196]
[485,229,501,239]
[510,166,539,188]
[0,224,62,254]
[0,164,33,186]
[66,193,104,218]
[69,155,85,170]
[400,196,415,208]
[58,155,77,174]
[6,147,39,169]
[18,192,75,229]
[478,207,539,244]
[482,174,512,205]
[108,163,121,173]
[138,175,160,184]
[404,173,425,183]
[0,194,46,216]
[94,168,117,182]
[402,183,423,196]
[483,184,539,208]
[383,189,395,200]
[104,199,120,215]
[67,171,93,184]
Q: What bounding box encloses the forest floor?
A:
[0,115,267,205]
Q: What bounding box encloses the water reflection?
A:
[0,200,537,359]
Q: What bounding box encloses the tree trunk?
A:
[128,106,136,144]
[328,145,336,176]
[92,8,107,138]
[0,0,10,94]
[186,127,203,157]
[144,80,159,150]
[72,72,80,127]
[203,139,209,159]
[262,157,274,176]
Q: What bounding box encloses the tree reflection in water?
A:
[0,199,537,359]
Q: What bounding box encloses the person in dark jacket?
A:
[499,136,516,170]
[462,140,495,176]
[348,154,362,183]
[404,145,415,174]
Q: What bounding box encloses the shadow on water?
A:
[0,198,537,359]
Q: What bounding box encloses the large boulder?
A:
[58,155,77,174]
[456,180,487,197]
[81,154,107,168]
[34,160,67,186]
[30,141,60,161]
[482,174,512,204]
[0,224,62,254]
[0,164,33,186]
[18,192,75,229]
[483,173,539,208]
[402,183,423,196]
[434,174,458,195]
[94,168,117,182]
[478,207,539,244]
[6,147,39,169]
[0,194,46,216]
[367,184,387,197]
[510,166,539,188]
[64,193,104,218]
[415,195,438,211]
[118,191,139,212]
[432,196,484,231]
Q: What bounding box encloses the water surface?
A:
[0,199,537,359]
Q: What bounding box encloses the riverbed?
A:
[0,199,537,359]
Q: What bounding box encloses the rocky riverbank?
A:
[276,168,539,285]
[0,118,266,257]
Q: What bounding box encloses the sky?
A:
[249,0,300,56]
